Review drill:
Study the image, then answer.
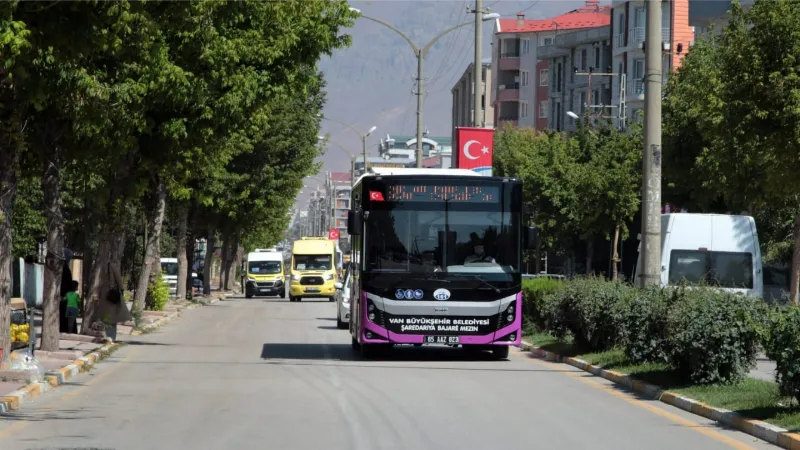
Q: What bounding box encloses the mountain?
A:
[315,0,589,174]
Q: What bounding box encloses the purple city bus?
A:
[345,168,536,359]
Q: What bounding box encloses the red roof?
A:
[329,172,351,183]
[422,156,441,168]
[497,1,611,34]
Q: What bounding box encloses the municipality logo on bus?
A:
[433,289,451,301]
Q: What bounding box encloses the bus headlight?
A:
[325,273,334,281]
[247,277,256,282]
[368,312,375,321]
[292,274,301,281]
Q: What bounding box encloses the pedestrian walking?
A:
[64,280,81,334]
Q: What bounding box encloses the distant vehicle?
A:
[334,263,353,329]
[634,213,763,298]
[244,249,286,298]
[160,258,178,297]
[346,167,536,359]
[290,237,338,302]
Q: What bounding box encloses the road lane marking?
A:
[0,346,142,440]
[515,351,760,450]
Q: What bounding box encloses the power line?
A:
[429,2,470,86]
[428,27,475,94]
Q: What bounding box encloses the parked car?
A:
[334,263,352,329]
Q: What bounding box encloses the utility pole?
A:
[415,49,424,168]
[472,0,483,128]
[640,0,662,287]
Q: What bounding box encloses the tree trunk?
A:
[203,227,216,295]
[221,229,233,291]
[175,202,189,300]
[82,230,126,333]
[534,231,542,274]
[226,228,241,292]
[790,215,800,305]
[585,238,594,275]
[41,155,65,351]
[0,147,19,366]
[132,178,167,314]
[611,224,621,281]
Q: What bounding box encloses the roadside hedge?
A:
[666,287,765,384]
[524,277,781,386]
[542,276,631,352]
[618,285,674,364]
[521,277,565,330]
[764,306,800,404]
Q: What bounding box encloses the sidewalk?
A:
[1,290,234,413]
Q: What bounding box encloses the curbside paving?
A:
[0,343,118,414]
[0,296,231,414]
[519,340,800,449]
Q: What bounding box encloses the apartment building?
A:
[689,0,754,37]
[609,0,694,126]
[491,0,611,130]
[324,172,351,249]
[539,25,614,132]
[451,59,494,143]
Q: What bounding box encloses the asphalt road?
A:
[0,295,780,450]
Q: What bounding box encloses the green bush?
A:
[618,285,675,364]
[666,287,765,384]
[764,306,800,404]
[146,274,170,311]
[522,277,566,330]
[542,276,630,352]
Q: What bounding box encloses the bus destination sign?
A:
[386,184,499,203]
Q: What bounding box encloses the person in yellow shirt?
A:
[64,280,81,334]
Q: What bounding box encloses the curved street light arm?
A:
[422,21,472,57]
[320,116,365,139]
[358,14,420,54]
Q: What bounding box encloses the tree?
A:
[663,0,800,302]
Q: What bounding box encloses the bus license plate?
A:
[424,336,459,345]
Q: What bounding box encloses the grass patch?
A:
[524,331,800,432]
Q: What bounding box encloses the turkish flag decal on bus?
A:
[369,191,384,201]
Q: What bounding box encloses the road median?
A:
[521,335,800,449]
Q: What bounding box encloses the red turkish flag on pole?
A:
[454,127,495,176]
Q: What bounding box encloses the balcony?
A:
[498,53,520,71]
[497,117,518,128]
[497,83,520,102]
[628,78,645,100]
[629,27,671,46]
[615,33,624,49]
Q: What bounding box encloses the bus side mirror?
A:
[347,210,362,236]
[523,226,537,250]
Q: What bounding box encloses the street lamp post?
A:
[319,136,358,187]
[320,116,375,173]
[350,8,499,167]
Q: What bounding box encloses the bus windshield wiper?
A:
[455,274,501,294]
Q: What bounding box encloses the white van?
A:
[635,214,763,298]
[160,257,178,296]
[244,249,286,298]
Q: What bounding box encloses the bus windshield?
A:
[294,255,332,271]
[365,209,519,280]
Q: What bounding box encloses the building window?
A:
[594,47,601,70]
[580,49,588,72]
[543,37,553,46]
[539,69,549,86]
[522,39,530,55]
[521,70,529,87]
[521,102,529,118]
[539,100,548,119]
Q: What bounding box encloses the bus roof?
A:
[292,238,335,255]
[354,167,480,186]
